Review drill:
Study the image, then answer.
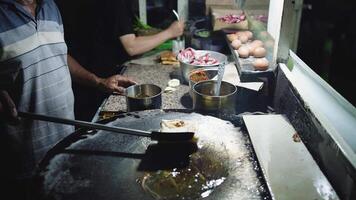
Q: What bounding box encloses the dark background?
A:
[297,0,356,106]
[147,0,356,106]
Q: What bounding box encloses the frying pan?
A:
[33,109,270,200]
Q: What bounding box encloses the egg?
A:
[243,31,253,40]
[250,40,264,49]
[227,33,238,42]
[235,31,245,37]
[253,58,269,71]
[245,44,254,55]
[238,35,249,43]
[231,39,242,50]
[253,47,267,58]
[237,46,250,58]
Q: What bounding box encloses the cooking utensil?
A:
[215,62,226,96]
[178,50,227,83]
[192,80,237,114]
[125,84,162,112]
[172,9,179,21]
[172,9,182,41]
[18,111,194,141]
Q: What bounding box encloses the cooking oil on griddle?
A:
[137,145,229,199]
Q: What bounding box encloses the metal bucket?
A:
[192,80,237,114]
[125,84,162,112]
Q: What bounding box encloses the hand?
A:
[167,20,185,38]
[0,90,20,124]
[97,75,137,94]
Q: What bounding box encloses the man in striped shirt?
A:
[0,0,135,199]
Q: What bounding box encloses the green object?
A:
[133,15,152,31]
[196,30,210,38]
[287,56,294,71]
[155,40,173,50]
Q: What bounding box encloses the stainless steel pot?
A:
[192,80,237,114]
[178,50,227,83]
[125,84,162,112]
[188,68,218,97]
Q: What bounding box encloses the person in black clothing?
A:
[56,0,185,121]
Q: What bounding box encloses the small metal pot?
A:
[192,80,237,114]
[188,68,218,97]
[125,84,162,112]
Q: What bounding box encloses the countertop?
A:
[98,51,191,118]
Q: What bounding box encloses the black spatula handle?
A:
[150,131,195,141]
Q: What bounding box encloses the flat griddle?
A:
[33,109,270,200]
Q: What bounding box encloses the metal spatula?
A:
[18,112,194,142]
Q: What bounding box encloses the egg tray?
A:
[226,37,276,74]
[225,35,277,106]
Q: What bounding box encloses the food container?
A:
[125,84,162,112]
[188,68,218,97]
[192,80,237,114]
[178,50,227,83]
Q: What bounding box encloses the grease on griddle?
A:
[292,133,301,143]
[138,145,229,200]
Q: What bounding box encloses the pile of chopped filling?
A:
[178,48,219,65]
[217,13,246,24]
[189,70,209,83]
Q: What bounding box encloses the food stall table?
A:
[92,51,191,121]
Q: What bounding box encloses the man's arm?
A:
[67,55,136,94]
[120,21,184,56]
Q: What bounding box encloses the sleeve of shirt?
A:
[112,0,134,37]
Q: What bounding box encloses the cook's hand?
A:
[0,90,20,124]
[167,20,185,38]
[98,75,136,94]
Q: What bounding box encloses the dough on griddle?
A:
[160,119,197,133]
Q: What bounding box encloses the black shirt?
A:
[55,0,136,120]
[56,0,135,77]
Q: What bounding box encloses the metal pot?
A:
[192,80,237,114]
[188,68,218,97]
[178,50,227,83]
[125,84,162,112]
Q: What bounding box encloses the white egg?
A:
[231,39,242,50]
[238,35,249,43]
[227,33,238,42]
[243,31,253,40]
[253,47,267,58]
[237,46,250,58]
[253,58,269,71]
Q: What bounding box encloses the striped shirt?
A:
[0,0,74,178]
